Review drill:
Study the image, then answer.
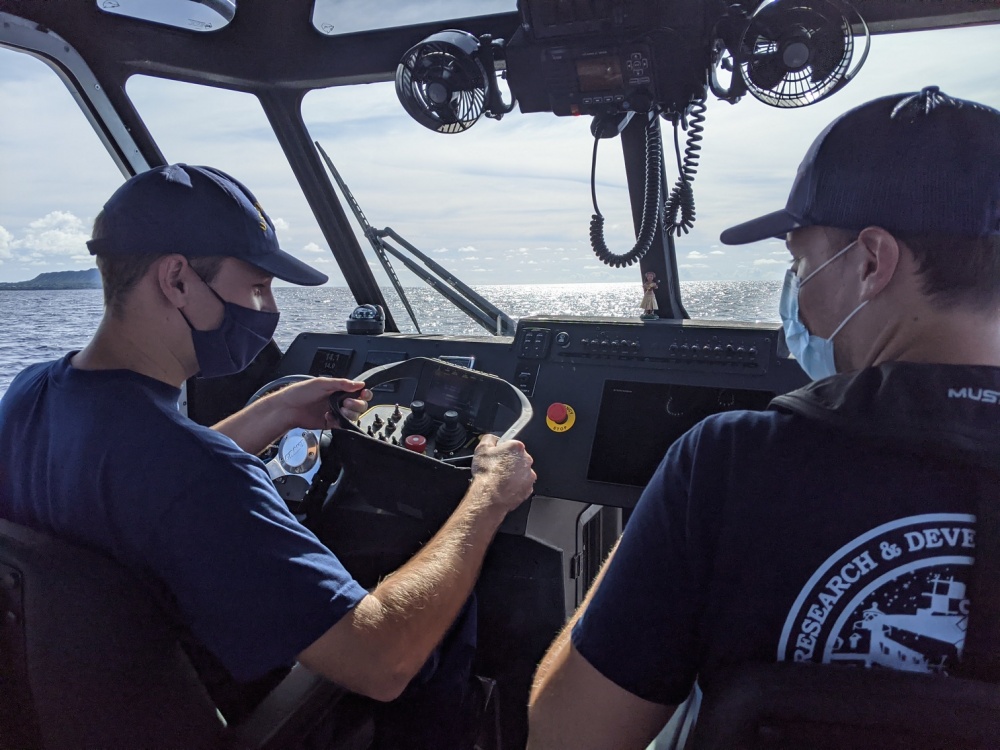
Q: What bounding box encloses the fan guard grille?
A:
[740,0,866,108]
[396,39,488,134]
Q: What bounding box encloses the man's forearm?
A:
[211,394,288,455]
[365,479,507,675]
[531,539,619,701]
[301,476,509,700]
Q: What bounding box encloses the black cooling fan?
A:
[396,30,506,134]
[739,0,869,108]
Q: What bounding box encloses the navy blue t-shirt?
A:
[572,407,985,705]
[0,354,368,682]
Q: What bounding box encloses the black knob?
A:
[435,410,467,454]
[401,400,434,438]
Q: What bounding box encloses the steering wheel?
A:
[249,358,532,514]
[245,374,328,513]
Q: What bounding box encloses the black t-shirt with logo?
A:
[571,363,1000,705]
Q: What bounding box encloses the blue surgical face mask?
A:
[180,277,279,379]
[779,241,868,380]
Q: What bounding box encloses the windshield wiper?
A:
[316,142,515,336]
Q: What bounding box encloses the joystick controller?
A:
[434,410,468,454]
[400,400,434,438]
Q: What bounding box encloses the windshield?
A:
[1,22,998,335]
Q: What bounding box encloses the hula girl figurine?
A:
[639,271,658,319]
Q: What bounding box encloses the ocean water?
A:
[0,281,781,397]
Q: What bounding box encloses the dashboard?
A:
[274,315,809,509]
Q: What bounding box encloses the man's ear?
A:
[856,226,900,301]
[157,254,191,306]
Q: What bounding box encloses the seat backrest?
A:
[691,662,1000,750]
[0,519,228,750]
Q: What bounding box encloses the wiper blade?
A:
[315,141,514,336]
[316,142,421,333]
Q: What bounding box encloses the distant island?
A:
[0,268,102,290]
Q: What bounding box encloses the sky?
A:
[1,7,999,287]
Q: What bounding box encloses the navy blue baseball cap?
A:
[721,87,1000,245]
[86,164,328,285]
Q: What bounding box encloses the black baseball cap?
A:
[721,87,1000,245]
[86,164,328,286]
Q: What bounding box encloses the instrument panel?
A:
[274,316,808,508]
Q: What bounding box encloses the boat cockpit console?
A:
[2,0,1000,748]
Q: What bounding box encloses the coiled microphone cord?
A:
[589,116,662,268]
[664,99,706,236]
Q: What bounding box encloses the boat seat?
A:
[0,519,373,750]
[690,661,1000,749]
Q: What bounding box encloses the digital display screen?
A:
[363,351,407,393]
[587,381,774,487]
[309,348,353,378]
[420,365,499,431]
[439,355,476,369]
[576,55,623,93]
[425,367,485,420]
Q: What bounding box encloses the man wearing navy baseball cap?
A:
[0,165,535,732]
[529,88,1000,749]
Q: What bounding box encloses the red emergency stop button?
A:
[547,403,568,424]
[545,403,576,433]
[404,435,427,453]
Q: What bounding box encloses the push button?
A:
[545,403,577,433]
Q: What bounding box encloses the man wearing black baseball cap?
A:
[0,165,535,728]
[529,88,1000,749]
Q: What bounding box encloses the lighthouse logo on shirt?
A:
[778,513,974,674]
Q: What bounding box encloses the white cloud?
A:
[710,250,725,255]
[457,246,477,253]
[680,263,709,269]
[302,242,325,254]
[272,217,290,231]
[14,211,89,257]
[687,250,708,259]
[753,258,787,266]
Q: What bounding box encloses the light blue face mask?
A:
[779,241,868,380]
